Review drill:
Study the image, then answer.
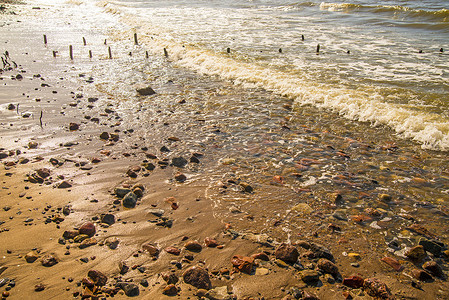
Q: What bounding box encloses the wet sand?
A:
[1,0,449,299]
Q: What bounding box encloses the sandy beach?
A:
[1,0,449,299]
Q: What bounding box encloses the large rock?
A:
[405,245,427,261]
[423,261,443,278]
[317,258,339,275]
[183,266,211,290]
[300,270,320,284]
[231,255,254,274]
[79,222,96,237]
[363,277,394,299]
[274,243,299,264]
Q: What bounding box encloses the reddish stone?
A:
[79,222,96,237]
[174,172,187,182]
[41,254,59,267]
[381,257,403,271]
[165,246,181,256]
[317,258,339,275]
[142,243,159,257]
[163,284,178,296]
[69,123,79,131]
[274,243,299,264]
[231,255,254,274]
[423,261,443,277]
[342,275,364,288]
[183,266,211,290]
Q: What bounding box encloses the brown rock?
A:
[136,86,156,96]
[405,245,427,261]
[142,243,159,257]
[163,284,178,296]
[317,258,339,275]
[411,269,433,282]
[162,272,179,284]
[422,261,443,277]
[183,266,211,290]
[36,168,51,178]
[63,230,79,239]
[204,237,218,248]
[174,172,187,182]
[57,181,72,189]
[25,251,39,263]
[274,243,299,264]
[363,277,395,299]
[165,246,181,256]
[34,284,45,292]
[41,254,59,267]
[79,238,97,249]
[342,275,364,288]
[381,256,403,271]
[231,255,254,274]
[87,270,107,286]
[185,240,202,252]
[100,132,109,140]
[407,224,436,239]
[119,261,129,274]
[302,290,320,300]
[79,222,96,237]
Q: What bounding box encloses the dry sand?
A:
[1,1,449,300]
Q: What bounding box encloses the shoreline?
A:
[1,1,449,299]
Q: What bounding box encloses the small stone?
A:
[28,141,38,149]
[123,192,138,208]
[231,255,254,274]
[379,194,392,202]
[142,243,159,257]
[57,181,72,189]
[412,269,433,282]
[34,284,45,292]
[105,237,120,250]
[74,235,89,244]
[163,284,178,296]
[291,203,313,215]
[239,182,253,193]
[69,123,79,131]
[422,261,443,277]
[87,270,107,286]
[41,254,59,267]
[185,240,202,252]
[343,275,364,288]
[118,282,139,297]
[165,246,181,255]
[36,168,51,178]
[300,270,320,284]
[100,132,109,140]
[7,104,15,110]
[171,157,188,168]
[25,251,39,263]
[274,243,299,264]
[317,258,339,275]
[183,265,211,290]
[162,272,179,284]
[255,267,269,276]
[114,187,131,198]
[206,286,232,300]
[204,237,218,248]
[79,238,97,249]
[381,256,403,271]
[63,230,79,239]
[174,172,187,182]
[119,261,129,274]
[101,214,115,225]
[79,222,96,237]
[405,245,427,261]
[251,252,270,261]
[136,86,156,96]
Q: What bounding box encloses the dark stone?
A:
[100,132,109,140]
[41,254,59,267]
[101,214,115,225]
[69,123,79,131]
[123,192,138,208]
[422,261,443,278]
[87,270,107,286]
[79,222,96,237]
[185,240,202,252]
[412,269,433,282]
[300,270,320,284]
[274,243,299,264]
[136,86,156,96]
[343,275,364,288]
[165,246,181,255]
[117,282,139,297]
[57,181,72,189]
[171,157,188,168]
[174,172,187,182]
[419,238,443,256]
[183,266,211,290]
[163,284,178,296]
[162,272,179,284]
[115,188,131,198]
[317,258,339,275]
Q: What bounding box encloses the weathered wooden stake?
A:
[145,51,149,58]
[104,39,107,45]
[52,51,57,58]
[301,35,304,41]
[89,50,92,58]
[69,45,73,60]
[279,48,282,53]
[108,46,112,59]
[226,47,231,54]
[43,34,47,44]
[39,111,43,128]
[134,33,138,45]
[316,44,320,54]
[163,48,168,57]
[83,37,86,46]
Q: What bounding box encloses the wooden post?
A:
[89,50,92,58]
[279,48,282,53]
[83,37,86,46]
[104,39,107,45]
[108,46,112,59]
[134,33,138,45]
[52,51,56,58]
[227,47,231,53]
[163,48,168,57]
[69,45,73,60]
[39,111,43,128]
[301,35,304,41]
[145,51,149,58]
[43,34,47,44]
[316,44,320,54]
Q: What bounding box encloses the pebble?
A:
[105,237,120,250]
[117,282,139,296]
[174,172,187,183]
[136,86,156,96]
[381,256,403,271]
[57,181,72,189]
[34,284,45,292]
[162,272,179,284]
[114,187,131,198]
[317,258,339,275]
[41,254,58,267]
[405,245,427,261]
[185,240,202,252]
[231,255,254,274]
[142,243,159,257]
[24,251,39,263]
[183,265,211,290]
[363,278,394,299]
[204,237,218,248]
[299,270,320,284]
[87,270,108,286]
[122,192,138,208]
[412,269,433,282]
[100,213,115,225]
[165,246,181,255]
[162,284,178,296]
[274,243,299,264]
[343,275,364,288]
[79,222,96,237]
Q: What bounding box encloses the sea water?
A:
[94,0,449,150]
